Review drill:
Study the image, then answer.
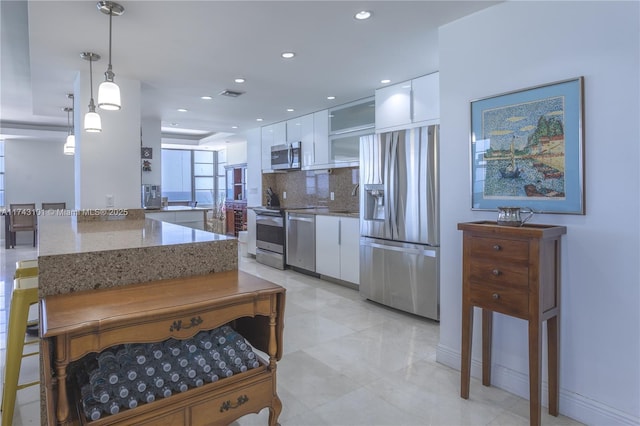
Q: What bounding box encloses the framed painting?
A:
[470,77,585,214]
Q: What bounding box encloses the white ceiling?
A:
[0,0,499,147]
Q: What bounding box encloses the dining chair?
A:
[41,202,66,210]
[8,203,37,248]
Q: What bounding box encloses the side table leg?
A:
[529,320,542,426]
[547,315,559,416]
[482,309,493,386]
[460,302,473,399]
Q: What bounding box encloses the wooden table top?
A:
[41,270,285,338]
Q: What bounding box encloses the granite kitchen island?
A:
[37,210,239,425]
[37,211,237,297]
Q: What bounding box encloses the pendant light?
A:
[81,52,102,132]
[63,94,75,155]
[97,1,124,111]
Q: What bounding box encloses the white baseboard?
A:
[436,344,639,426]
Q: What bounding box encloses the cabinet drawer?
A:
[469,259,529,288]
[469,281,529,318]
[190,375,273,425]
[469,237,528,263]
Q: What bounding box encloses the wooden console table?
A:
[458,221,566,426]
[40,271,285,426]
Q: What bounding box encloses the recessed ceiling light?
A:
[234,78,245,83]
[286,108,295,112]
[327,96,336,100]
[200,96,213,100]
[354,10,372,20]
[177,108,188,112]
[231,126,238,129]
[380,79,391,84]
[281,52,295,59]
[256,118,263,122]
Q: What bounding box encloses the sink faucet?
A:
[351,183,360,197]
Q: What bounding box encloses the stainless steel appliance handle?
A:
[287,143,292,168]
[363,241,437,257]
[388,132,399,238]
[383,133,392,237]
[256,218,283,227]
[288,215,314,223]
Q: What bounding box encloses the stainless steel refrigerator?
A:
[359,125,439,320]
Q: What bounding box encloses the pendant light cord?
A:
[108,7,113,70]
[89,56,95,100]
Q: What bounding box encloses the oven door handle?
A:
[256,217,284,226]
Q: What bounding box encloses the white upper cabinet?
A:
[312,110,329,167]
[261,121,286,171]
[412,72,440,125]
[375,82,412,131]
[375,72,439,132]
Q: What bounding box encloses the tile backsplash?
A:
[261,167,359,212]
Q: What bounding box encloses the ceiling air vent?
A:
[219,89,245,98]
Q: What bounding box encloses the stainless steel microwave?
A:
[271,141,301,170]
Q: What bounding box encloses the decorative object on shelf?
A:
[97,1,124,111]
[142,160,152,172]
[141,146,153,159]
[470,77,584,214]
[496,206,534,226]
[81,52,102,132]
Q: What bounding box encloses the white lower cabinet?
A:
[315,215,360,285]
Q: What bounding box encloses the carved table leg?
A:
[54,337,70,425]
[268,312,281,426]
[269,394,282,426]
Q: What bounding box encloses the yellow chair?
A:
[14,260,38,279]
[1,276,39,426]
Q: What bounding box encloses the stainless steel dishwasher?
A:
[286,212,316,272]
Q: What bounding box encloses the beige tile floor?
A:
[1,241,583,426]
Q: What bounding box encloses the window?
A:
[161,148,223,208]
[0,140,4,207]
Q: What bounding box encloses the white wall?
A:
[245,127,262,255]
[141,116,162,187]
[5,138,75,207]
[226,141,247,166]
[74,75,141,209]
[4,138,74,243]
[437,2,639,424]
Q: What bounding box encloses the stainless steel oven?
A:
[254,207,286,269]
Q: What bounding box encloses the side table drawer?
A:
[469,281,529,318]
[190,375,273,425]
[469,259,529,288]
[469,237,529,263]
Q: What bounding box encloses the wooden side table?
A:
[41,271,285,426]
[458,221,566,426]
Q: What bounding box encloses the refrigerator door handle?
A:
[388,132,399,239]
[363,240,437,257]
[383,133,392,238]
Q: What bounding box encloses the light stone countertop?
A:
[38,215,232,257]
[285,207,359,218]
